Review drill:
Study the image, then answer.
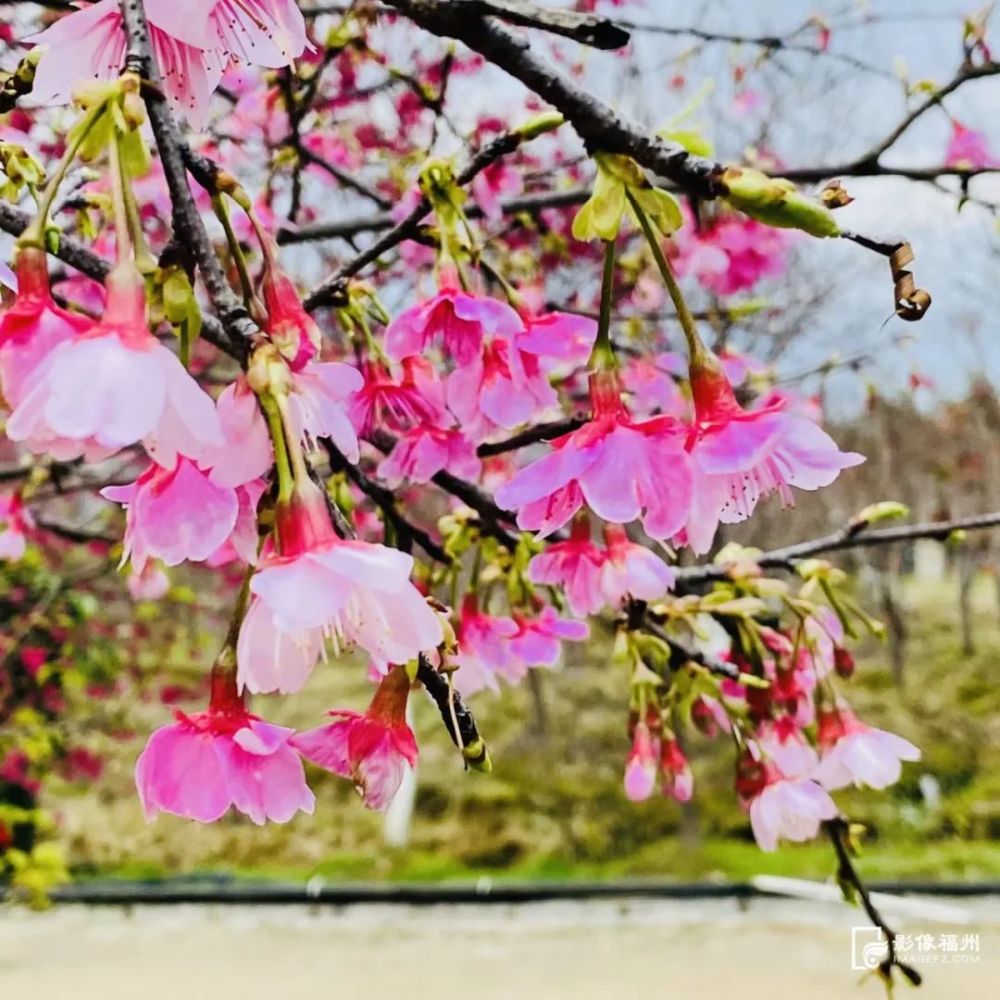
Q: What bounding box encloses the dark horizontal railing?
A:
[36,879,1000,906]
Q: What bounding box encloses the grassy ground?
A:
[49,572,1000,886]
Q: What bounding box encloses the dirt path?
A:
[2,897,997,999]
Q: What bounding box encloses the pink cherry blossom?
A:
[599,524,675,607]
[470,160,523,221]
[27,0,307,131]
[385,285,523,364]
[285,359,364,461]
[101,458,240,571]
[0,493,34,561]
[204,379,273,489]
[347,358,446,437]
[944,120,998,170]
[747,771,838,851]
[452,595,519,696]
[678,356,863,554]
[756,717,820,777]
[127,562,170,601]
[135,703,314,824]
[813,708,921,791]
[260,250,321,371]
[495,371,693,540]
[27,1,226,132]
[660,737,693,802]
[623,721,658,802]
[527,518,606,617]
[293,667,418,812]
[516,310,597,368]
[501,606,589,683]
[378,425,481,486]
[236,483,442,693]
[675,214,790,296]
[620,355,688,419]
[447,334,558,438]
[7,264,223,466]
[0,247,89,410]
[150,0,308,71]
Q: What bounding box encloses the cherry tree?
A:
[2,1,1000,987]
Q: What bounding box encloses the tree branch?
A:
[675,511,1000,585]
[119,0,257,363]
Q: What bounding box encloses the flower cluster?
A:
[0,0,929,876]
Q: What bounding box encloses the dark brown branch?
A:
[476,416,586,457]
[119,0,256,363]
[826,818,922,987]
[675,511,1000,585]
[417,653,491,769]
[453,0,629,50]
[366,429,519,550]
[300,126,572,307]
[323,439,451,563]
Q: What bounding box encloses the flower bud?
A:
[721,166,840,238]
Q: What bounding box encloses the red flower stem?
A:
[209,564,255,713]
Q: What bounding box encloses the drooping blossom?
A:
[127,562,170,601]
[150,0,309,73]
[623,720,658,802]
[293,666,417,812]
[284,359,364,461]
[599,524,675,608]
[386,285,522,364]
[260,247,321,371]
[0,247,89,410]
[347,358,445,437]
[27,0,226,131]
[500,606,589,683]
[451,595,518,697]
[447,333,558,438]
[378,425,481,487]
[620,354,688,419]
[102,459,255,571]
[690,694,732,738]
[678,353,863,554]
[736,749,837,852]
[135,684,314,825]
[527,518,606,617]
[944,120,999,170]
[203,379,273,489]
[660,737,693,802]
[236,481,442,693]
[8,264,223,466]
[0,493,34,560]
[813,707,921,791]
[755,716,820,777]
[447,312,592,440]
[495,370,693,540]
[27,0,307,130]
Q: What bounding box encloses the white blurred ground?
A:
[2,896,998,999]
